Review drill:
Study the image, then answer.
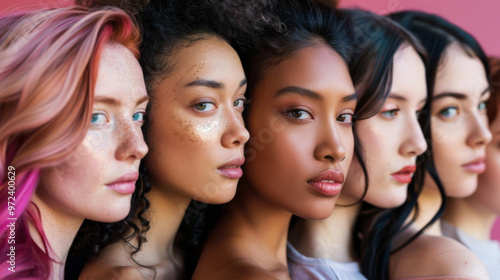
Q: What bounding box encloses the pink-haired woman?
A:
[0,6,148,279]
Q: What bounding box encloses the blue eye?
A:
[337,113,354,125]
[133,112,145,122]
[286,109,312,120]
[439,107,458,118]
[194,102,216,112]
[478,101,487,111]
[380,109,399,118]
[91,113,107,124]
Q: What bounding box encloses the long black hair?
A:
[352,10,492,280]
[388,9,491,248]
[339,9,439,280]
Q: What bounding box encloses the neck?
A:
[442,197,497,240]
[133,186,190,266]
[30,196,84,280]
[224,180,292,265]
[289,203,360,262]
[411,179,444,236]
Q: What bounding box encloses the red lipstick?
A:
[462,157,486,174]
[307,170,344,197]
[218,157,245,179]
[106,172,138,194]
[391,165,416,184]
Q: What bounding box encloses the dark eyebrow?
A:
[185,79,223,89]
[276,86,322,100]
[433,87,491,101]
[432,92,467,101]
[480,87,491,97]
[184,78,247,90]
[342,93,357,102]
[388,93,427,104]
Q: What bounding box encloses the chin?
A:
[91,208,131,223]
[198,183,237,204]
[293,203,335,220]
[446,179,478,198]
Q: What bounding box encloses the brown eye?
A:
[287,109,311,120]
[337,113,353,125]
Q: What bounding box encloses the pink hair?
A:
[0,6,139,278]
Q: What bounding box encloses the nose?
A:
[313,120,347,163]
[115,121,149,161]
[465,111,492,148]
[221,107,250,148]
[399,115,427,157]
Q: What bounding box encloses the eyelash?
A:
[380,109,400,118]
[234,98,250,109]
[193,101,216,112]
[91,113,108,125]
[283,107,354,125]
[337,113,354,125]
[285,107,312,120]
[438,106,459,118]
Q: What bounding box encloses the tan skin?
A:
[193,42,357,280]
[289,45,428,266]
[79,36,249,280]
[389,43,491,279]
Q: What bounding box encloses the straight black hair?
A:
[340,9,438,280]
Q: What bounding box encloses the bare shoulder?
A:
[193,234,289,280]
[390,234,488,280]
[78,242,152,280]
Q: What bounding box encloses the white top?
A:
[287,242,368,280]
[441,221,500,279]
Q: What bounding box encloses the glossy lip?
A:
[105,172,138,195]
[217,157,245,179]
[462,157,486,174]
[391,164,416,184]
[307,170,344,197]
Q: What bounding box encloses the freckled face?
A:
[426,43,492,197]
[146,36,249,204]
[36,44,149,222]
[243,43,356,220]
[340,46,427,208]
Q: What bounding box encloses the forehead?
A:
[257,43,354,94]
[95,43,146,99]
[434,42,488,96]
[391,45,426,99]
[169,36,240,72]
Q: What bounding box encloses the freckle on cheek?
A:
[169,114,227,144]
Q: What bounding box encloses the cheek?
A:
[342,156,365,202]
[477,150,500,200]
[39,144,98,202]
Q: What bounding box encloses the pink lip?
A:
[218,157,245,179]
[462,157,486,174]
[105,172,138,195]
[307,170,344,197]
[391,164,416,184]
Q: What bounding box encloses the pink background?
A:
[338,0,500,241]
[1,0,499,241]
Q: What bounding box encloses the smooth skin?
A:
[389,42,491,279]
[193,42,356,280]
